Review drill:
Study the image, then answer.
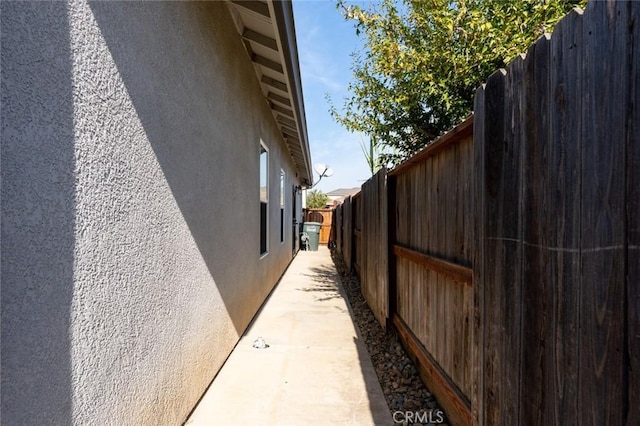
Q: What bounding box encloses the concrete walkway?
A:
[186,246,392,425]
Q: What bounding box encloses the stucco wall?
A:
[1,1,301,424]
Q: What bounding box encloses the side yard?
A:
[332,249,449,425]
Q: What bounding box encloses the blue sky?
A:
[293,0,372,193]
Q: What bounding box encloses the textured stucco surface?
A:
[2,1,301,424]
[1,2,76,424]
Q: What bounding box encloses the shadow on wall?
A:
[1,2,75,424]
[87,1,270,335]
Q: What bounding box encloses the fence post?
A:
[472,84,486,426]
[386,173,397,330]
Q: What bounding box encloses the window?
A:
[260,143,268,256]
[280,169,285,243]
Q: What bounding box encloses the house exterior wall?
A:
[1,1,302,424]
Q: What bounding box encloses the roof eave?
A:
[270,0,313,186]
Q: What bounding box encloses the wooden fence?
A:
[341,196,354,269]
[304,208,333,245]
[352,192,361,275]
[358,170,388,329]
[474,3,638,424]
[390,118,475,425]
[332,2,638,424]
[334,119,474,424]
[334,203,342,253]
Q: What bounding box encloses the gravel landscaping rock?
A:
[331,250,449,426]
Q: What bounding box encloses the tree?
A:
[306,190,330,209]
[331,0,587,167]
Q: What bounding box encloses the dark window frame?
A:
[260,143,269,257]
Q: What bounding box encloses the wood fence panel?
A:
[474,3,637,424]
[352,193,362,276]
[390,118,475,425]
[519,36,548,426]
[387,173,398,326]
[394,131,473,265]
[342,197,353,270]
[329,209,336,247]
[628,3,640,424]
[472,84,486,425]
[360,170,388,328]
[335,203,342,254]
[529,10,582,424]
[578,2,628,423]
[476,68,519,426]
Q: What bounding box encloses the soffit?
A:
[227,0,313,186]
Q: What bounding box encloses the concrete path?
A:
[186,246,392,425]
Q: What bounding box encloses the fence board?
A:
[342,197,353,270]
[359,170,388,327]
[335,204,342,254]
[520,35,548,425]
[393,245,472,285]
[477,67,519,426]
[537,9,582,423]
[472,84,486,425]
[579,2,628,423]
[628,3,640,424]
[387,174,398,325]
[352,194,362,274]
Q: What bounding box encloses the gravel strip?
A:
[330,249,449,426]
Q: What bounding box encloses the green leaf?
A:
[330,0,584,167]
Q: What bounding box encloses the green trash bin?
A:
[302,222,321,251]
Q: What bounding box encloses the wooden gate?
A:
[304,208,333,245]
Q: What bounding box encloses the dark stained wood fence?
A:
[474,2,638,424]
[331,2,638,424]
[352,192,362,276]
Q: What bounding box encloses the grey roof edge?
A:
[270,0,313,186]
[326,187,362,197]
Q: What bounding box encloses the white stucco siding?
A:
[2,1,301,424]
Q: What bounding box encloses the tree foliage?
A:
[306,189,330,209]
[331,0,587,166]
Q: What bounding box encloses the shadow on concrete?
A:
[328,250,394,425]
[352,335,394,425]
[295,283,341,302]
[297,265,342,302]
[1,2,75,423]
